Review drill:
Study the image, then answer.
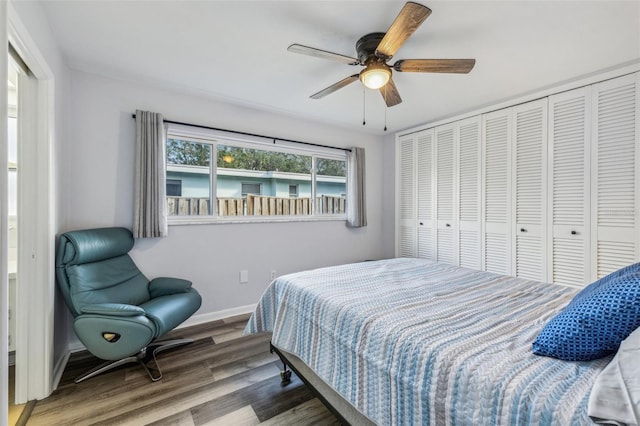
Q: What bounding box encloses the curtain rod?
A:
[131,114,351,153]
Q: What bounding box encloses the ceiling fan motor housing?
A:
[356,32,386,64]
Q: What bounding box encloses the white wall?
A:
[65,70,386,339]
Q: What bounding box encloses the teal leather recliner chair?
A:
[56,227,202,383]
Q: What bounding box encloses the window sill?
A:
[168,215,347,226]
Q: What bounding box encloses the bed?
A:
[244,258,639,425]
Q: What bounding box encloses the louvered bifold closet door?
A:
[417,129,436,260]
[513,100,548,281]
[591,73,640,278]
[458,117,482,269]
[482,109,512,275]
[548,87,591,287]
[436,125,458,265]
[397,134,416,257]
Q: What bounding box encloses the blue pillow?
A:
[568,262,640,307]
[533,270,640,361]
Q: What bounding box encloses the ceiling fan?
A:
[288,2,475,107]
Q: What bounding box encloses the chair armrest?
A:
[149,277,193,298]
[81,303,146,317]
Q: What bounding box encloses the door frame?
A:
[5,3,57,404]
[1,1,10,422]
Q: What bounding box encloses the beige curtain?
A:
[133,110,168,238]
[346,147,367,228]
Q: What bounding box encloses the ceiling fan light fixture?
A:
[359,62,391,90]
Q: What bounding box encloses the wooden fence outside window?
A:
[167,195,345,217]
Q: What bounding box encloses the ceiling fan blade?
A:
[380,78,402,107]
[376,2,432,60]
[288,44,359,65]
[393,59,476,73]
[310,74,360,99]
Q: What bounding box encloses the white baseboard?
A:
[177,304,256,329]
[67,304,257,354]
[52,350,71,390]
[68,340,86,353]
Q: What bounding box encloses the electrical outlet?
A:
[240,270,249,283]
[270,270,277,280]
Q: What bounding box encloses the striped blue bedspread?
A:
[245,258,611,425]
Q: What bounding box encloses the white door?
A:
[436,124,458,265]
[417,129,435,259]
[397,134,416,257]
[457,117,482,269]
[591,73,640,278]
[513,99,548,281]
[548,87,591,287]
[482,109,512,275]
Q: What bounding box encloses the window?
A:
[166,138,211,216]
[166,179,182,196]
[241,183,261,196]
[166,126,347,222]
[316,158,347,215]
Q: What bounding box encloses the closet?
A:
[396,72,639,286]
[397,117,482,267]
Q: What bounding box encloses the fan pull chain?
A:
[362,87,366,126]
[384,107,387,132]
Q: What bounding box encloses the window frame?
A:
[241,182,262,197]
[166,124,348,225]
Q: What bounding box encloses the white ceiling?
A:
[38,0,640,135]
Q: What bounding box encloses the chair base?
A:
[74,338,193,383]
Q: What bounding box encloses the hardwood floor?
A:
[8,365,28,425]
[20,314,341,425]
